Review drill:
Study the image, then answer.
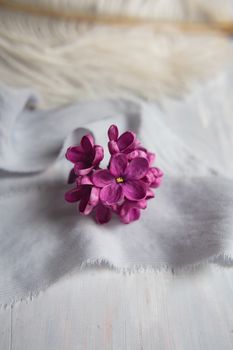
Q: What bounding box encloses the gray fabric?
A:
[0,85,233,305]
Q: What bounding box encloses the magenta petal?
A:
[100,183,123,205]
[136,199,147,209]
[119,199,146,224]
[146,189,155,199]
[147,152,156,166]
[117,131,135,152]
[79,175,93,185]
[74,163,94,176]
[123,180,147,201]
[66,146,85,163]
[108,141,119,154]
[89,187,100,206]
[125,208,140,224]
[67,168,76,184]
[81,134,94,153]
[125,157,149,180]
[78,186,99,215]
[79,187,93,215]
[143,168,155,185]
[79,200,93,215]
[65,188,82,202]
[110,153,128,177]
[150,167,164,188]
[151,178,162,188]
[127,149,147,161]
[74,161,86,170]
[92,169,115,188]
[95,204,112,224]
[108,125,119,141]
[120,205,141,224]
[93,145,104,165]
[151,167,164,178]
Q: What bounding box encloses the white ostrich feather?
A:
[0,1,232,107]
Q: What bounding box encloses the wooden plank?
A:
[0,306,11,350]
[9,267,233,350]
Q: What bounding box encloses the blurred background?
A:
[0,0,233,108]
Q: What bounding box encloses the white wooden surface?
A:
[1,69,233,349]
[0,307,11,349]
[1,267,233,350]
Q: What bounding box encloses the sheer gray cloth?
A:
[0,84,233,305]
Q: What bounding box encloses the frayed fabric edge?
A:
[1,252,233,310]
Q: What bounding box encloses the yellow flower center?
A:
[116,176,124,183]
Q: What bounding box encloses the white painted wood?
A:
[4,267,233,350]
[0,306,11,350]
[1,59,233,350]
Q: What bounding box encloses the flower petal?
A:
[108,141,119,154]
[120,204,141,224]
[79,175,93,185]
[66,146,85,163]
[150,167,164,188]
[117,131,135,152]
[79,187,93,215]
[136,199,148,209]
[125,157,149,180]
[151,167,164,178]
[110,153,128,177]
[67,168,76,184]
[89,187,100,206]
[65,188,82,202]
[81,134,94,154]
[92,170,114,188]
[100,183,123,205]
[93,145,104,165]
[147,152,156,166]
[74,161,86,170]
[79,200,93,215]
[146,189,155,199]
[74,163,94,176]
[119,199,147,224]
[127,149,148,161]
[108,125,119,141]
[95,204,112,224]
[143,168,155,185]
[123,180,147,201]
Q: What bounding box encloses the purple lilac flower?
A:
[65,184,99,215]
[143,167,164,188]
[65,125,163,224]
[108,125,137,155]
[119,199,147,224]
[67,168,76,184]
[66,134,104,176]
[108,125,156,165]
[95,204,112,224]
[92,153,149,205]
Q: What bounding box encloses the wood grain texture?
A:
[1,267,232,350]
[0,306,11,350]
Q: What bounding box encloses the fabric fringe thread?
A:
[1,253,233,310]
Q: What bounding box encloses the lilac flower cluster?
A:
[65,125,163,224]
